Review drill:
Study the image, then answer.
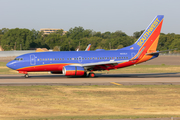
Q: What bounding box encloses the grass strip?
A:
[14,114,180,120]
[0,85,180,119]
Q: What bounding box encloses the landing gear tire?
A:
[25,74,29,78]
[88,73,95,78]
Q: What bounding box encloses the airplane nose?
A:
[6,61,16,70]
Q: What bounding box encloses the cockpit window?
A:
[14,58,23,61]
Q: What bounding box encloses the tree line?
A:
[0,27,180,52]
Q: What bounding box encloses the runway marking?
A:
[111,82,122,86]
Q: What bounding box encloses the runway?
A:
[0,73,180,86]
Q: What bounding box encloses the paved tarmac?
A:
[0,73,180,86]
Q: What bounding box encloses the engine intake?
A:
[63,66,85,76]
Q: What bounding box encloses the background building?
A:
[40,28,67,35]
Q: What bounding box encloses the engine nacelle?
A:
[62,65,85,76]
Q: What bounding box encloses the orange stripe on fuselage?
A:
[17,63,72,72]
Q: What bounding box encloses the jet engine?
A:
[62,65,85,76]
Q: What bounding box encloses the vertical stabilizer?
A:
[131,15,164,63]
[134,15,164,51]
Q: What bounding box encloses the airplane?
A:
[76,44,91,51]
[6,15,164,78]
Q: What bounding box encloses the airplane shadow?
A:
[95,72,180,78]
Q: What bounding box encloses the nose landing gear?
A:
[25,74,29,78]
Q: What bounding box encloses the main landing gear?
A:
[88,72,95,78]
[24,74,29,78]
[82,72,95,77]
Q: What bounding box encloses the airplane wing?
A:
[81,60,129,71]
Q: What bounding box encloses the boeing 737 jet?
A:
[6,15,164,78]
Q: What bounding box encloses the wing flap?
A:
[82,60,129,67]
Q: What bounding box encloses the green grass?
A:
[15,114,180,120]
[100,64,180,74]
[0,85,180,119]
[0,61,7,66]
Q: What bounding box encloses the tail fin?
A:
[131,15,164,62]
[85,44,91,51]
[135,15,164,50]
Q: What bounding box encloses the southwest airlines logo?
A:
[137,18,160,46]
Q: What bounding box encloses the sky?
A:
[0,0,180,35]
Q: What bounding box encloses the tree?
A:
[133,30,144,39]
[66,26,84,40]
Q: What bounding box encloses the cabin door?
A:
[131,52,136,59]
[78,56,82,63]
[30,54,36,65]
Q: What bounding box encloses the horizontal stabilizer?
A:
[146,49,176,55]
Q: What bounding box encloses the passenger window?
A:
[67,58,69,60]
[63,58,64,60]
[37,59,39,61]
[82,58,84,60]
[107,57,109,59]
